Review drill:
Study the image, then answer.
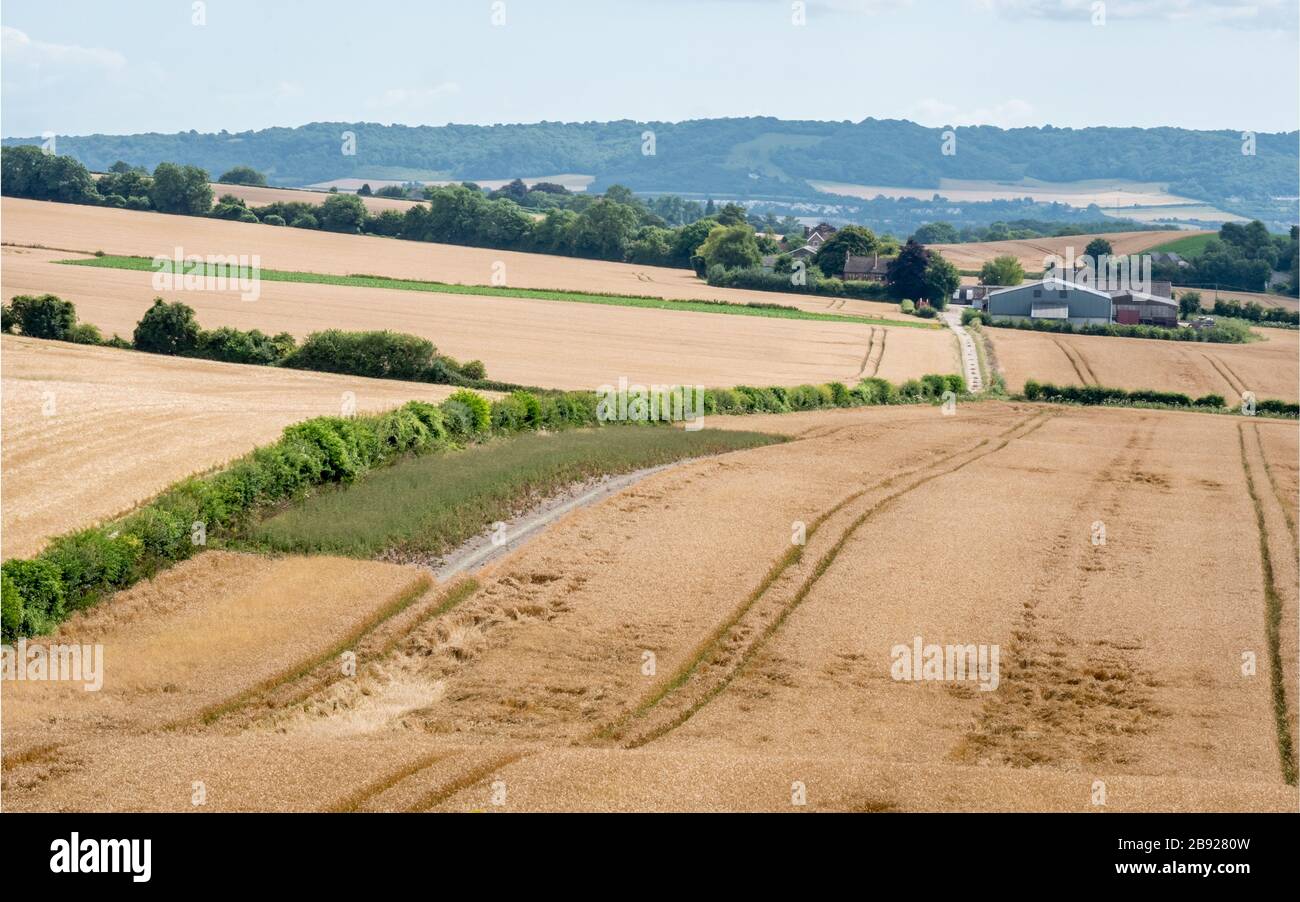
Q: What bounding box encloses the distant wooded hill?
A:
[5,117,1295,220]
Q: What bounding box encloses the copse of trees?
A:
[979,255,1025,286]
[217,165,267,186]
[148,162,214,215]
[1153,220,1298,296]
[886,239,957,307]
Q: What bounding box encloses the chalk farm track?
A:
[4,403,1296,812]
[1,246,954,391]
[0,335,484,558]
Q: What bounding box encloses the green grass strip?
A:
[58,254,938,329]
[242,427,783,559]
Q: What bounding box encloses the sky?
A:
[2,0,1298,138]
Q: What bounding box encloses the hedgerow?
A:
[962,308,1253,343]
[1021,379,1299,417]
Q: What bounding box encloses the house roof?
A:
[843,252,890,275]
[1110,290,1179,308]
[988,278,1113,301]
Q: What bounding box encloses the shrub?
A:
[281,330,436,380]
[375,406,435,454]
[133,298,201,355]
[491,394,532,432]
[449,389,491,434]
[826,381,851,407]
[920,374,948,399]
[8,294,77,339]
[900,299,915,314]
[290,213,319,229]
[66,322,104,344]
[401,401,449,445]
[787,384,825,411]
[262,214,286,226]
[856,377,895,405]
[1194,394,1225,408]
[1,558,65,638]
[459,359,488,381]
[125,195,151,211]
[1,304,14,333]
[1,571,22,641]
[898,379,924,400]
[943,374,966,394]
[195,326,295,365]
[916,306,938,319]
[42,529,143,602]
[439,399,475,439]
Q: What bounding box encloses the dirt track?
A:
[0,335,482,558]
[5,403,1296,811]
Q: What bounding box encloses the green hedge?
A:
[962,308,1252,343]
[1021,379,1299,417]
[706,265,890,301]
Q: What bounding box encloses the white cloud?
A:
[0,26,126,71]
[367,83,461,110]
[974,0,1298,30]
[909,97,1037,128]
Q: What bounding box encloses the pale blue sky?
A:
[3,0,1297,137]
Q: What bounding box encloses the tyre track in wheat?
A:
[1238,422,1298,785]
[1052,338,1097,385]
[595,410,1053,748]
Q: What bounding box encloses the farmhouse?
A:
[842,252,890,282]
[804,222,837,245]
[987,279,1179,326]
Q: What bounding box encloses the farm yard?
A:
[2,403,1296,812]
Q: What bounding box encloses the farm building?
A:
[1111,289,1179,326]
[987,279,1180,326]
[987,280,1115,325]
[952,284,1007,309]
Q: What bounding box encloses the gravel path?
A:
[943,307,984,391]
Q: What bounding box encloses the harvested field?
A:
[930,230,1208,273]
[1,246,955,391]
[209,183,425,214]
[0,335,480,558]
[1,197,909,321]
[985,327,1300,403]
[5,403,1296,812]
